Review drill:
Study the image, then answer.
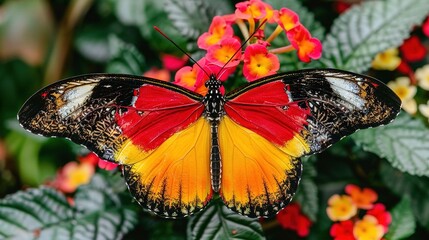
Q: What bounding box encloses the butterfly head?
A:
[205,74,222,90]
[203,74,225,122]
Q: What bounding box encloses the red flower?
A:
[276,203,312,237]
[333,1,352,13]
[367,203,392,233]
[98,159,119,171]
[399,36,427,62]
[287,24,322,62]
[243,43,279,81]
[161,54,188,71]
[330,220,355,240]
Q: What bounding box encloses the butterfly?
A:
[18,68,401,218]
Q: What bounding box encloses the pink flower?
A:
[197,16,234,50]
[287,24,322,62]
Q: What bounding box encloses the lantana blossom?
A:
[388,76,417,114]
[243,43,279,81]
[276,203,312,237]
[371,48,401,71]
[353,215,384,240]
[345,184,378,210]
[415,64,429,90]
[175,0,322,94]
[327,194,358,221]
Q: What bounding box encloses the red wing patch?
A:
[116,84,204,151]
[225,80,311,147]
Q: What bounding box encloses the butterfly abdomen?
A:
[210,123,221,192]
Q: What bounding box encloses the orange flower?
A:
[327,194,358,221]
[54,161,95,193]
[197,16,234,50]
[243,43,279,81]
[353,215,384,240]
[287,24,322,62]
[345,184,378,210]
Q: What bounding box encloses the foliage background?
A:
[0,0,429,239]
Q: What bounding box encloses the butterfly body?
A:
[18,69,401,218]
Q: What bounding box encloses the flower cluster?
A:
[49,152,118,194]
[276,202,312,237]
[327,184,391,240]
[174,0,322,94]
[371,16,429,119]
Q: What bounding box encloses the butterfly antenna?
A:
[216,19,268,79]
[154,26,211,79]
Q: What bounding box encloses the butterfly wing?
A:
[220,69,401,217]
[18,74,212,217]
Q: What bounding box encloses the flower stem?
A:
[269,45,295,54]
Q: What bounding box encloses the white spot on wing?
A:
[58,83,97,118]
[326,77,365,110]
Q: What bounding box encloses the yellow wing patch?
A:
[116,118,212,218]
[219,116,309,217]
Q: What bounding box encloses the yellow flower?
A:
[371,48,401,70]
[415,64,429,90]
[353,215,384,240]
[327,194,358,221]
[388,77,417,114]
[419,100,429,120]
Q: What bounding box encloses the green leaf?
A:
[294,159,318,221]
[106,35,145,75]
[352,113,429,176]
[319,0,429,73]
[0,173,137,240]
[75,25,112,63]
[380,162,429,230]
[187,199,265,240]
[114,0,188,54]
[385,197,416,240]
[165,0,232,41]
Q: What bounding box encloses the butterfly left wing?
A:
[220,69,401,217]
[18,74,213,217]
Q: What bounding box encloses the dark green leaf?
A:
[352,113,429,176]
[385,197,416,240]
[187,198,265,240]
[165,0,232,41]
[319,0,429,73]
[380,162,429,230]
[294,158,318,221]
[0,173,137,240]
[106,35,145,75]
